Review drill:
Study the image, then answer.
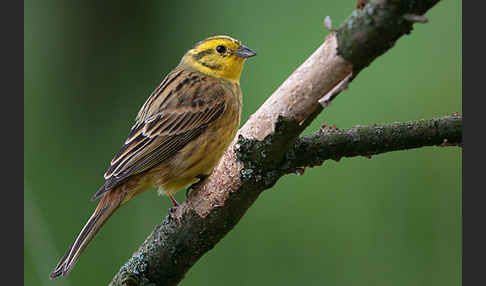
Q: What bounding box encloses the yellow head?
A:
[180,35,256,83]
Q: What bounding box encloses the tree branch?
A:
[110,1,448,285]
[280,115,462,175]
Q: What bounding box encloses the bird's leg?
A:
[168,194,179,207]
[167,194,179,219]
[167,195,183,225]
[185,174,209,198]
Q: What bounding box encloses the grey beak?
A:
[235,45,257,58]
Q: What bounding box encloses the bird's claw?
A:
[185,174,209,198]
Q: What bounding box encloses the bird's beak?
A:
[234,45,257,58]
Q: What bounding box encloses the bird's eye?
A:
[216,45,226,54]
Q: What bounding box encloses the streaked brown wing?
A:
[92,69,228,200]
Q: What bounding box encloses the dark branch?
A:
[337,0,440,74]
[281,115,462,174]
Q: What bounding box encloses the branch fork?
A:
[110,1,450,285]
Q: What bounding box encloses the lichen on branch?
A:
[281,115,462,173]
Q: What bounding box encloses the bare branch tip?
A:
[403,14,429,23]
[318,73,353,108]
[324,16,334,32]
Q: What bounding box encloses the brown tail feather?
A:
[49,190,126,279]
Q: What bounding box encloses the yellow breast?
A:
[153,83,242,195]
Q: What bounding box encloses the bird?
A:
[49,35,256,279]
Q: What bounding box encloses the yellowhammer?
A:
[50,35,256,278]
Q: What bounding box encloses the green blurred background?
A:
[24,1,461,285]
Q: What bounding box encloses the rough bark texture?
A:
[110,1,449,285]
[280,115,462,174]
[337,0,441,73]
